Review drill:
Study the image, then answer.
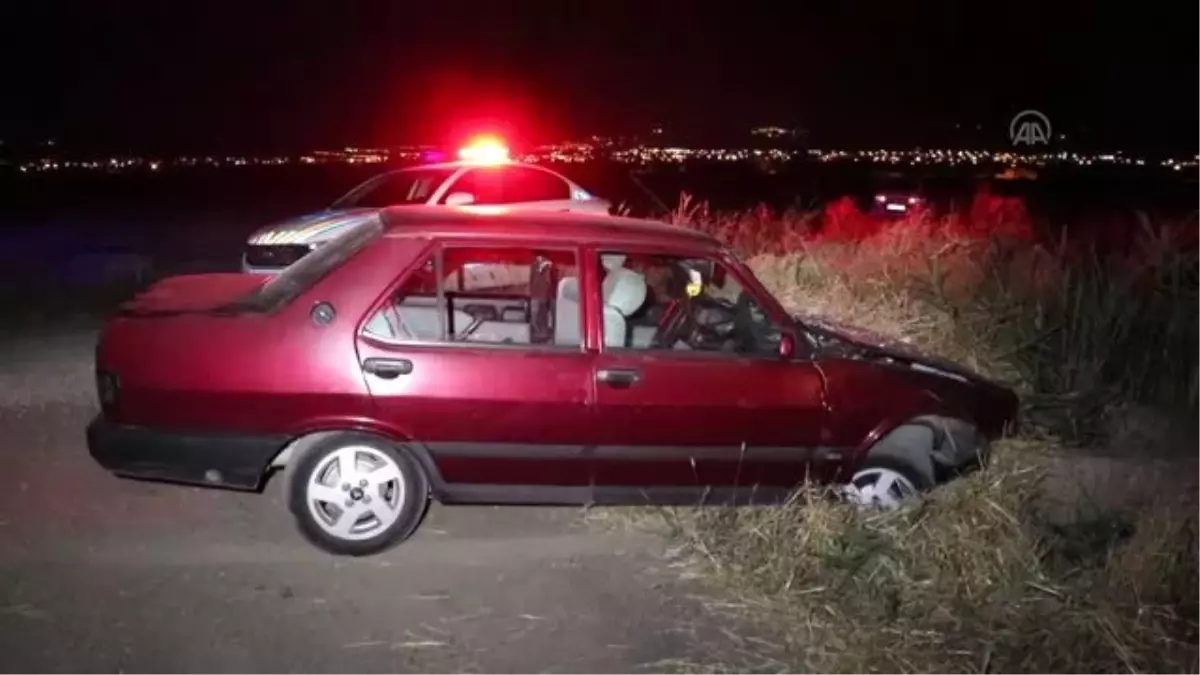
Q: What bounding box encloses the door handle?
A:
[596,368,640,388]
[362,358,413,380]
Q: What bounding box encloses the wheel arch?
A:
[265,419,447,497]
[850,412,989,487]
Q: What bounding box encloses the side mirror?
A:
[779,332,796,359]
[444,191,476,207]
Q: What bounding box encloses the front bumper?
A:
[87,416,288,491]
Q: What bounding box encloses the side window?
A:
[502,167,571,202]
[595,251,784,356]
[442,167,570,205]
[362,245,581,348]
[443,169,505,205]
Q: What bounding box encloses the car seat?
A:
[601,267,647,347]
[554,277,582,346]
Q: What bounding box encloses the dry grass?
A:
[613,193,1199,673]
[632,443,1197,673]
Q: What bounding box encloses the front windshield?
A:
[332,168,457,210]
[876,174,921,192]
[232,215,384,313]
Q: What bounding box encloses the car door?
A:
[587,248,830,494]
[355,239,597,489]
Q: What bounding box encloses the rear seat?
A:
[366,296,532,344]
[467,322,531,344]
[395,303,461,341]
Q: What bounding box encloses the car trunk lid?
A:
[118,273,267,317]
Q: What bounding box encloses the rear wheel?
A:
[287,432,428,556]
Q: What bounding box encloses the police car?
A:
[242,138,611,273]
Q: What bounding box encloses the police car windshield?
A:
[333,167,457,209]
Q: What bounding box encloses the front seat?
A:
[601,268,647,347]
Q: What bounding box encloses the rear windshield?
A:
[231,216,384,313]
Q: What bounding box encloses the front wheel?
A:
[287,433,429,556]
[840,455,929,510]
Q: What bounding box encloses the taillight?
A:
[96,370,120,413]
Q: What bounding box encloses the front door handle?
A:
[362,358,413,380]
[596,368,641,388]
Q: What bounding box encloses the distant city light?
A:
[751,126,797,139]
[7,143,1197,174]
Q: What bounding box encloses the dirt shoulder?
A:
[0,327,751,673]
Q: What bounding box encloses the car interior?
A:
[361,247,772,352]
[363,248,569,346]
[552,253,660,349]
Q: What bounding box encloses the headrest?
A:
[556,276,579,302]
[600,254,627,272]
[602,268,647,317]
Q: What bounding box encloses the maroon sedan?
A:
[88,207,1018,555]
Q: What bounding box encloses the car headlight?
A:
[244,244,313,268]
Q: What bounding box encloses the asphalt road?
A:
[0,326,744,673]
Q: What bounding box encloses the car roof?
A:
[387,161,583,188]
[377,205,722,251]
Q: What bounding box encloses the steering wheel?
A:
[650,299,693,349]
[651,295,739,350]
[694,296,738,337]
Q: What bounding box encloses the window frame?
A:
[358,238,587,353]
[500,165,573,202]
[588,244,801,362]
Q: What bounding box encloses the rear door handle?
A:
[362,358,413,379]
[596,368,641,388]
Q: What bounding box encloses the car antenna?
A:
[627,168,671,217]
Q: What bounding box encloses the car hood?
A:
[247,208,379,246]
[794,311,988,385]
[118,273,268,317]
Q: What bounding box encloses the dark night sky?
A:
[2,1,1195,153]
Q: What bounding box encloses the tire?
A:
[842,455,930,510]
[287,432,429,556]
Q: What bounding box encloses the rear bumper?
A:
[87,415,288,491]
